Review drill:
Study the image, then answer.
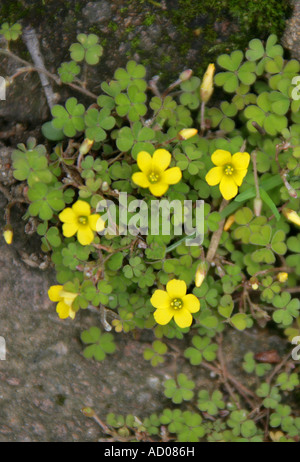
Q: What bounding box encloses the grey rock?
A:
[82,1,112,24]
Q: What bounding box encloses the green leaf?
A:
[230,313,248,331]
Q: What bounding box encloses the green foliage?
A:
[70,33,103,65]
[0,22,21,40]
[51,97,85,137]
[7,29,300,442]
[163,373,195,404]
[58,61,80,84]
[80,327,116,361]
[242,352,272,377]
[184,335,218,365]
[197,389,225,416]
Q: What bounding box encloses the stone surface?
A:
[283,0,300,60]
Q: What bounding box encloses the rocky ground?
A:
[0,0,298,442]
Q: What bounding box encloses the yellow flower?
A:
[151,279,200,328]
[3,225,13,245]
[48,285,78,319]
[59,200,105,246]
[178,128,198,140]
[132,149,182,197]
[277,272,288,283]
[200,63,215,103]
[205,149,250,200]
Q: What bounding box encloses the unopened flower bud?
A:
[81,407,95,418]
[195,261,206,288]
[283,208,300,227]
[288,188,298,199]
[3,225,13,244]
[250,277,259,290]
[224,214,235,231]
[178,128,198,140]
[179,69,193,82]
[79,138,94,156]
[254,197,263,216]
[102,181,109,192]
[200,63,215,103]
[277,272,288,283]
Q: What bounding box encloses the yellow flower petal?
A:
[166,279,187,299]
[219,175,238,200]
[68,308,76,320]
[96,216,106,233]
[132,171,150,188]
[232,168,248,186]
[62,222,78,238]
[88,214,102,231]
[231,152,250,170]
[59,207,77,224]
[48,285,63,302]
[151,290,171,309]
[148,182,169,196]
[59,290,77,306]
[205,166,223,186]
[178,128,198,140]
[211,149,232,166]
[173,308,193,328]
[72,200,91,217]
[182,294,200,313]
[152,149,171,172]
[153,307,174,325]
[137,151,152,174]
[56,301,72,319]
[77,225,95,245]
[161,167,182,185]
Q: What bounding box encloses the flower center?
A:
[224,164,234,176]
[170,298,183,310]
[148,171,160,184]
[78,216,88,225]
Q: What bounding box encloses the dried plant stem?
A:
[206,198,228,264]
[22,26,57,110]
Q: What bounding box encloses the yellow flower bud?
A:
[79,138,94,156]
[283,208,300,227]
[224,214,235,231]
[195,262,206,288]
[178,128,198,140]
[250,276,259,290]
[3,225,13,245]
[277,272,288,283]
[269,431,284,442]
[200,63,215,103]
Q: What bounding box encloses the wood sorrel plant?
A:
[1,26,299,442]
